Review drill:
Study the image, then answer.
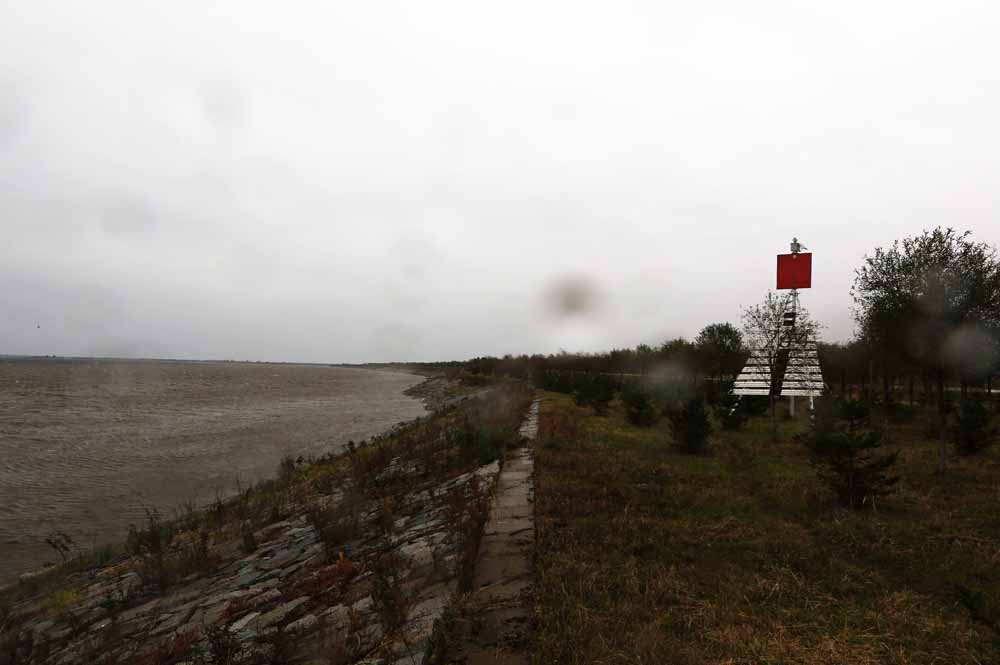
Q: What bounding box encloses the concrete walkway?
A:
[453,398,538,664]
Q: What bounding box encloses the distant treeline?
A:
[370,228,1000,409]
[391,334,997,406]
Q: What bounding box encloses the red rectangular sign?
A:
[776,253,812,289]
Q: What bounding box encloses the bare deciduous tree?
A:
[741,291,819,440]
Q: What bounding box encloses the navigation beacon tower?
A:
[732,238,826,413]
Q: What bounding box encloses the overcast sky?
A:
[3,1,999,363]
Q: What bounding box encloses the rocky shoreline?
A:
[0,383,535,664]
[403,376,483,412]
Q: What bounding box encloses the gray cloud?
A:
[2,1,1000,362]
[100,192,158,235]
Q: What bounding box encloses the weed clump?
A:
[176,527,216,577]
[371,553,412,639]
[306,494,361,561]
[307,507,355,561]
[449,388,531,465]
[278,453,298,482]
[126,508,175,592]
[538,408,578,450]
[238,520,257,555]
[199,623,242,664]
[444,474,493,591]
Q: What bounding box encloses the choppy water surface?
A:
[0,359,426,583]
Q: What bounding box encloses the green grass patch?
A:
[533,392,1000,663]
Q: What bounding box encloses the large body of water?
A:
[0,359,426,583]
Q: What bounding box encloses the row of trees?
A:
[515,226,1000,510]
[851,228,1000,469]
[444,227,999,397]
[420,227,1000,469]
[456,322,747,385]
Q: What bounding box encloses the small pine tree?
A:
[801,398,900,510]
[670,397,712,454]
[573,382,592,408]
[951,399,997,456]
[622,383,658,427]
[592,376,615,415]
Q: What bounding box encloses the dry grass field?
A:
[532,392,1000,664]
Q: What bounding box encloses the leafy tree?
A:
[852,228,1000,469]
[801,398,900,510]
[951,399,997,456]
[657,337,698,367]
[741,291,819,440]
[670,397,712,454]
[634,343,656,374]
[696,322,747,381]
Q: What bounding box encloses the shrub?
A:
[126,508,175,591]
[176,527,213,577]
[100,578,134,626]
[209,489,228,530]
[670,398,712,454]
[451,405,519,466]
[622,384,658,427]
[0,631,34,665]
[801,398,899,510]
[540,371,575,394]
[956,584,1000,642]
[574,376,615,415]
[371,553,411,638]
[347,442,394,492]
[742,395,770,417]
[838,398,870,424]
[375,496,398,537]
[200,623,242,664]
[702,379,726,406]
[444,474,493,591]
[175,499,202,533]
[240,521,257,554]
[307,499,360,561]
[44,531,76,564]
[423,605,456,665]
[292,553,358,601]
[278,454,297,482]
[255,486,291,525]
[951,399,997,456]
[716,393,748,430]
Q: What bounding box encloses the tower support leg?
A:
[789,395,796,417]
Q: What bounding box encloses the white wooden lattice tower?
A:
[781,337,825,397]
[733,239,826,409]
